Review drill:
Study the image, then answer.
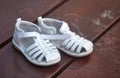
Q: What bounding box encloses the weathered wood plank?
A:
[0,42,70,78]
[0,0,120,78]
[58,20,120,78]
[0,0,65,45]
[46,0,120,77]
[47,0,120,40]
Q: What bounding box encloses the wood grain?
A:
[0,0,65,45]
[0,42,70,78]
[46,0,120,77]
[0,0,120,78]
[58,20,120,78]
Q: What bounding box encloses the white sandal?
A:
[37,16,93,57]
[12,18,61,66]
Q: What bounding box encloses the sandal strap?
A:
[40,34,71,40]
[17,32,40,40]
[24,37,60,63]
[26,43,38,53]
[37,53,46,62]
[40,33,89,53]
[26,42,59,62]
[28,46,40,56]
[62,37,89,53]
[82,40,93,51]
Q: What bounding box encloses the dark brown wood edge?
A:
[92,15,120,43]
[50,15,120,78]
[36,0,69,21]
[0,37,12,49]
[0,0,69,49]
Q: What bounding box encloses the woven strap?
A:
[17,32,40,40]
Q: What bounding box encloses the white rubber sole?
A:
[12,39,61,66]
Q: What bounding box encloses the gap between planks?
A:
[0,0,119,77]
[0,0,69,49]
[50,15,120,78]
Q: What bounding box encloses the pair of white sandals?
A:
[12,16,93,66]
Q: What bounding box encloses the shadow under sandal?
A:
[12,18,61,66]
[37,16,93,57]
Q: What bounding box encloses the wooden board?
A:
[0,42,70,78]
[47,0,120,40]
[57,20,120,78]
[0,0,65,45]
[46,0,120,77]
[0,0,120,78]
